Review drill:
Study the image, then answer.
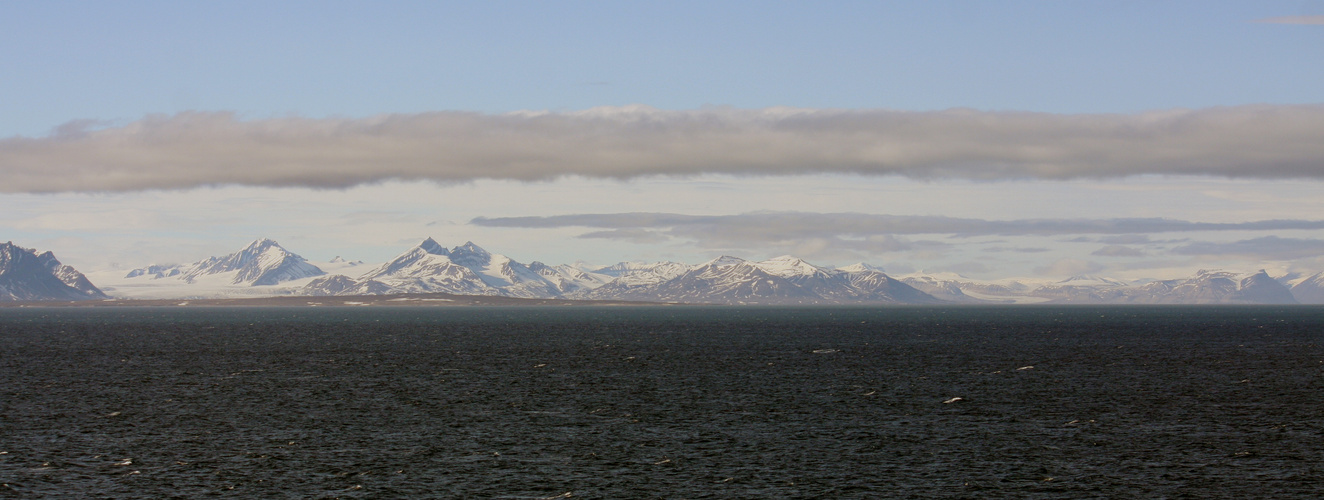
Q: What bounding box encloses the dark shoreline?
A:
[0,293,665,308]
[4,294,1323,308]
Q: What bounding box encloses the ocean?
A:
[1,306,1321,498]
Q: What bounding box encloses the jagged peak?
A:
[417,237,448,255]
[593,261,679,274]
[243,238,280,251]
[1056,275,1127,286]
[755,255,836,278]
[700,255,747,268]
[453,241,490,255]
[1,241,33,255]
[895,269,985,283]
[837,262,884,273]
[446,241,493,269]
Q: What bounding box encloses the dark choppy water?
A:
[1,305,1322,499]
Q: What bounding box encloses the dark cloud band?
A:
[4,104,1324,192]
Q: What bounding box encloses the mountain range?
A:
[11,238,1324,305]
[903,270,1301,305]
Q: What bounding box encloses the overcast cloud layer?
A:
[5,104,1324,192]
[472,212,1324,239]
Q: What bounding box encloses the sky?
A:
[3,1,1324,281]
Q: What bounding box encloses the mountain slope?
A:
[648,256,816,304]
[0,242,108,301]
[180,238,325,285]
[1030,275,1134,304]
[347,238,499,295]
[838,267,946,304]
[1290,271,1324,304]
[578,255,942,305]
[125,238,325,287]
[446,242,561,298]
[300,275,395,296]
[528,261,612,294]
[1131,270,1297,305]
[307,239,570,298]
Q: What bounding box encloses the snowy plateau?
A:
[19,237,1324,305]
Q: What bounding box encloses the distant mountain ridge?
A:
[60,237,1324,305]
[124,238,324,287]
[298,242,945,305]
[0,242,107,301]
[901,269,1302,305]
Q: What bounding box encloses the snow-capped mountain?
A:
[592,261,691,278]
[124,264,182,279]
[123,238,324,287]
[72,236,1324,305]
[636,255,819,304]
[300,275,394,297]
[328,256,363,266]
[757,255,835,280]
[568,261,687,299]
[901,274,986,303]
[900,272,1037,303]
[1129,270,1297,305]
[1290,271,1324,304]
[0,242,107,301]
[898,269,1303,305]
[1029,275,1135,303]
[835,265,946,304]
[446,242,562,298]
[180,238,325,286]
[1053,275,1131,287]
[905,269,1298,305]
[528,261,612,294]
[755,255,855,300]
[306,239,575,298]
[96,239,330,299]
[350,238,499,295]
[574,255,941,305]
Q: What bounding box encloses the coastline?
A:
[0,293,666,308]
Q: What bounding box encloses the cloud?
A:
[945,261,991,275]
[1034,258,1105,277]
[577,228,670,244]
[6,104,1324,192]
[472,212,1324,237]
[474,212,1324,265]
[1097,234,1151,244]
[982,246,1050,253]
[1092,245,1146,257]
[1172,236,1324,260]
[558,215,957,261]
[1252,15,1324,25]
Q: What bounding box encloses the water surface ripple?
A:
[1,306,1321,498]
